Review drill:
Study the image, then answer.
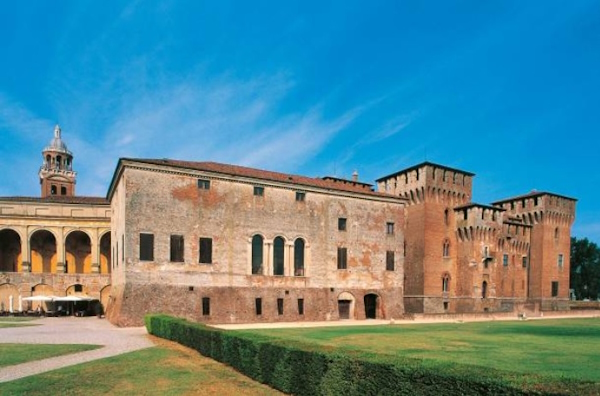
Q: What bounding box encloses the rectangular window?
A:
[558,254,564,269]
[277,298,284,315]
[503,254,509,267]
[386,222,395,235]
[140,233,154,261]
[522,256,528,268]
[295,191,306,202]
[199,238,212,264]
[197,179,210,190]
[255,298,262,315]
[386,251,395,271]
[253,186,264,196]
[298,298,304,315]
[338,218,347,231]
[337,247,347,270]
[170,235,184,262]
[74,284,83,292]
[202,297,210,316]
[551,281,559,297]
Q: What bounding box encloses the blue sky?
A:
[1,1,599,243]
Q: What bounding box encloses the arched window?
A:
[294,238,305,276]
[554,227,559,241]
[482,281,488,299]
[251,235,263,275]
[442,239,450,257]
[444,209,449,225]
[273,236,285,276]
[442,274,450,292]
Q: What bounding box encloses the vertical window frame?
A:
[139,233,154,261]
[199,237,212,264]
[170,234,185,263]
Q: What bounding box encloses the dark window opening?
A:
[140,233,154,261]
[296,191,306,202]
[170,235,184,262]
[443,302,449,311]
[255,298,262,315]
[252,235,263,275]
[197,179,210,189]
[386,222,395,235]
[189,286,194,291]
[199,237,212,264]
[277,298,284,315]
[552,281,559,297]
[338,217,347,231]
[482,281,488,299]
[294,238,305,276]
[74,284,83,292]
[444,209,449,225]
[298,298,304,315]
[386,251,395,271]
[337,247,347,270]
[522,256,528,268]
[503,254,509,267]
[51,185,57,195]
[442,275,450,292]
[202,297,210,316]
[273,236,285,275]
[443,239,450,257]
[254,186,264,196]
[60,186,67,195]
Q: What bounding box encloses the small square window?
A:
[386,222,395,235]
[338,218,347,231]
[74,284,83,292]
[296,191,306,202]
[253,186,264,196]
[198,179,211,190]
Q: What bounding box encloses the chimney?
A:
[352,170,358,182]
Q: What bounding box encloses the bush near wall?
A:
[145,315,595,396]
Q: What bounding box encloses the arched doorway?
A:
[337,291,355,320]
[100,232,111,274]
[65,231,91,274]
[0,229,21,272]
[30,230,57,273]
[364,293,379,319]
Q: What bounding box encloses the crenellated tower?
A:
[376,162,474,313]
[39,125,76,198]
[492,192,576,310]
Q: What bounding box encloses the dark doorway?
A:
[364,294,378,319]
[338,300,351,319]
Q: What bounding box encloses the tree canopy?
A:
[570,237,600,300]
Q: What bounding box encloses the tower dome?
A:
[39,125,77,197]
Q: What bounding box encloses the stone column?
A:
[56,228,66,273]
[90,228,100,274]
[265,241,272,276]
[286,243,293,277]
[21,227,31,272]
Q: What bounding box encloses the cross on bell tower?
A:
[39,125,77,197]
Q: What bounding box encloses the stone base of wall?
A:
[108,282,405,327]
[405,296,544,315]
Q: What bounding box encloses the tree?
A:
[570,237,600,300]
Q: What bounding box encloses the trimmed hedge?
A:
[145,315,595,395]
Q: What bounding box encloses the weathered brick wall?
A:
[108,164,405,326]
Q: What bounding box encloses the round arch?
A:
[364,292,381,319]
[30,229,57,273]
[0,229,22,272]
[65,231,92,274]
[100,232,111,274]
[337,291,355,320]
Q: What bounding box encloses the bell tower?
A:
[39,125,76,197]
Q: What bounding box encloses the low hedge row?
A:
[145,315,591,395]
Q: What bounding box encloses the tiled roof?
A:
[123,158,401,199]
[0,196,109,205]
[491,190,577,205]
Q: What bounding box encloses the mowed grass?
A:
[2,337,284,396]
[0,344,101,367]
[240,318,600,382]
[0,317,39,328]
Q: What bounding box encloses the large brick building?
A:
[0,127,576,326]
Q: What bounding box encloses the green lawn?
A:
[0,344,101,367]
[2,341,283,396]
[0,316,39,328]
[238,318,600,382]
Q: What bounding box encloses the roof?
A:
[454,202,506,211]
[0,196,108,205]
[111,158,404,201]
[376,161,475,182]
[491,190,577,205]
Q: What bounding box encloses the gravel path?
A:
[0,317,154,383]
